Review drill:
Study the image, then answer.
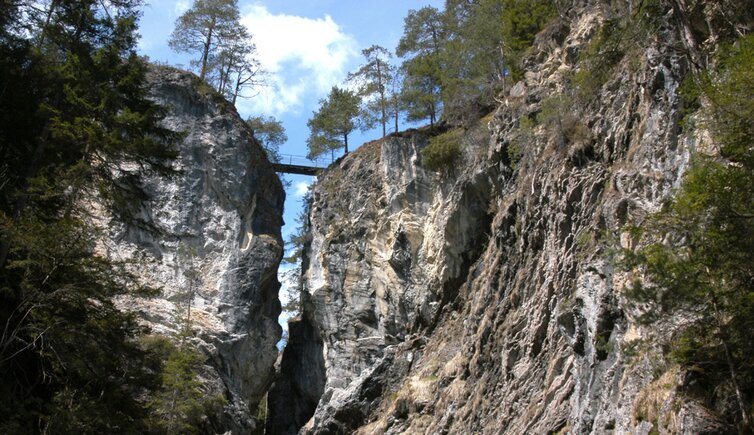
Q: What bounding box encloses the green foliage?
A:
[0,1,181,431]
[211,25,263,104]
[698,36,754,167]
[537,93,591,147]
[623,34,754,429]
[397,7,444,126]
[143,335,226,433]
[441,0,509,122]
[508,116,535,168]
[170,0,263,101]
[500,0,557,81]
[400,55,442,126]
[395,0,555,126]
[306,86,364,161]
[571,18,626,101]
[0,214,159,433]
[570,0,669,102]
[247,115,288,163]
[397,6,444,57]
[347,45,395,137]
[421,129,463,172]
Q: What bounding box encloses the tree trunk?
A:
[721,334,752,429]
[381,105,387,137]
[377,61,386,138]
[232,68,243,105]
[343,133,349,155]
[37,0,59,49]
[0,120,53,270]
[669,0,704,71]
[200,24,214,80]
[710,296,752,428]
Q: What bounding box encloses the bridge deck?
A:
[273,154,327,176]
[272,163,323,176]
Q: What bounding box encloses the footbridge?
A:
[272,154,328,176]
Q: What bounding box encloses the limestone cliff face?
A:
[111,66,284,433]
[271,2,737,434]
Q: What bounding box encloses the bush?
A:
[537,93,590,146]
[421,129,463,172]
[508,116,534,168]
[571,18,626,101]
[622,34,754,429]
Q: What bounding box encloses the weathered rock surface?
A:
[271,1,743,434]
[111,66,284,433]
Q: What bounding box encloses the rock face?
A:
[270,2,742,434]
[111,66,284,433]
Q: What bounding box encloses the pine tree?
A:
[0,1,180,431]
[624,34,754,430]
[142,334,225,434]
[212,25,264,104]
[306,86,365,161]
[169,0,240,81]
[347,45,395,138]
[247,115,287,163]
[396,6,444,126]
[441,0,509,119]
[499,0,556,81]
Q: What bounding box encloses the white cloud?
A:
[238,4,357,116]
[174,0,190,15]
[293,181,311,198]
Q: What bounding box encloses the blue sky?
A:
[137,0,443,328]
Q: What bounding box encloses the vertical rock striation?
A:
[271,2,745,434]
[111,66,285,433]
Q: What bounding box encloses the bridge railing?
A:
[276,154,328,169]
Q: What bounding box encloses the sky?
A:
[136,0,443,332]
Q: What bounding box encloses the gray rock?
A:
[110,66,284,433]
[271,2,744,434]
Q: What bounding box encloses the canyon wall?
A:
[270,2,737,434]
[111,66,284,433]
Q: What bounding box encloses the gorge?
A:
[1,0,751,433]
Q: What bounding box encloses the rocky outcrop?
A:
[271,1,742,434]
[110,66,284,433]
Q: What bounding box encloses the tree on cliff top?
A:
[347,45,395,138]
[212,25,264,104]
[396,6,444,127]
[247,115,287,163]
[306,86,367,162]
[169,0,240,81]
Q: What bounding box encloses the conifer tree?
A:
[306,86,366,161]
[212,25,264,104]
[169,0,240,80]
[247,115,287,163]
[499,0,556,81]
[624,34,754,430]
[441,0,508,118]
[396,6,444,126]
[0,1,180,431]
[347,45,395,138]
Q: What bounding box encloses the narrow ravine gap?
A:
[264,173,326,434]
